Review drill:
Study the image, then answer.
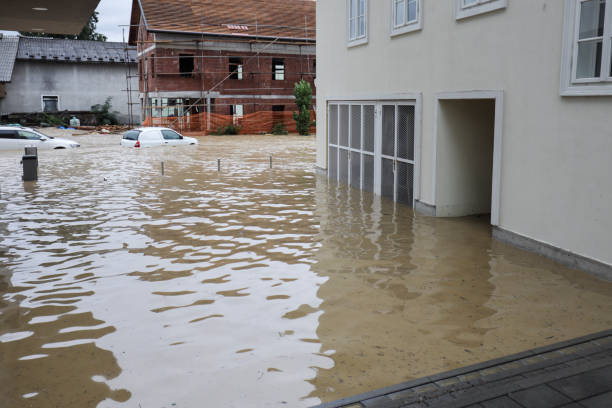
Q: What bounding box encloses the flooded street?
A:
[1,133,611,408]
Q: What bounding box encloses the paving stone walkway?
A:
[314,330,612,408]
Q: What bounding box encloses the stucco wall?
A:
[0,61,140,124]
[316,1,612,266]
[436,99,495,217]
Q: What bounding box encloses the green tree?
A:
[20,12,107,41]
[292,80,313,136]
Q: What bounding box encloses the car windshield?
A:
[34,130,54,139]
[123,130,141,140]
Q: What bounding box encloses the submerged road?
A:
[0,132,611,407]
[316,329,612,408]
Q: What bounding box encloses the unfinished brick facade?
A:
[129,0,316,129]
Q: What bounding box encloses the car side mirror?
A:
[179,135,183,139]
[40,137,48,141]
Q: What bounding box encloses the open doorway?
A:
[433,92,503,225]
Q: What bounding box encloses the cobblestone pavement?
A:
[314,330,612,408]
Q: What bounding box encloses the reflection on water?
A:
[1,134,611,407]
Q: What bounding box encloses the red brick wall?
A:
[137,26,315,114]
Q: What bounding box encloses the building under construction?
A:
[128,0,316,134]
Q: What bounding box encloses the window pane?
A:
[359,0,365,17]
[463,0,478,8]
[395,0,406,26]
[407,0,417,22]
[579,0,606,39]
[358,15,365,36]
[19,131,41,140]
[576,40,603,78]
[350,18,356,39]
[351,0,358,19]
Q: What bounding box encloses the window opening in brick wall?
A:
[179,54,194,78]
[273,58,285,80]
[229,57,243,80]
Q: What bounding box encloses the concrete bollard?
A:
[22,146,38,182]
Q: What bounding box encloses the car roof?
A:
[0,126,31,130]
[132,127,181,132]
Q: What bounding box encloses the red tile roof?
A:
[132,0,316,41]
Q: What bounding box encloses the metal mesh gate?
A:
[328,101,416,206]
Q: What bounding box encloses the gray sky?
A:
[95,0,133,42]
[0,0,133,42]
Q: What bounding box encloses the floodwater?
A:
[0,133,611,408]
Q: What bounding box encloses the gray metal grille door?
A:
[380,104,415,207]
[382,105,395,157]
[339,105,349,147]
[382,158,394,199]
[350,151,360,189]
[339,149,349,184]
[329,105,338,145]
[363,105,375,153]
[328,146,337,180]
[397,161,414,205]
[328,101,416,207]
[397,105,415,161]
[363,154,374,192]
[350,105,361,150]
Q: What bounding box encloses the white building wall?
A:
[316,1,612,266]
[0,61,140,124]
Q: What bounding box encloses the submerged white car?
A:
[0,126,80,150]
[121,127,198,148]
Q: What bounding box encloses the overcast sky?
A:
[0,0,132,42]
[95,0,133,42]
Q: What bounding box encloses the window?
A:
[42,96,59,112]
[561,0,612,95]
[230,104,244,117]
[162,130,182,140]
[18,130,42,140]
[123,131,141,141]
[272,59,285,80]
[455,0,507,20]
[391,0,422,36]
[179,54,194,78]
[0,130,18,139]
[229,57,243,80]
[348,0,368,46]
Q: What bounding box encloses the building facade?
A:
[316,0,612,277]
[129,0,316,131]
[0,36,139,124]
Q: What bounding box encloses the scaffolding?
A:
[121,17,316,135]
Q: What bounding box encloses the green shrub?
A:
[292,80,313,135]
[41,113,65,126]
[211,123,241,135]
[91,97,119,125]
[271,122,288,135]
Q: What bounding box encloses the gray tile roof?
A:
[0,36,19,82]
[16,37,137,64]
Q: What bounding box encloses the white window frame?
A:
[455,0,507,20]
[347,0,368,47]
[390,0,423,37]
[41,95,60,112]
[561,0,612,95]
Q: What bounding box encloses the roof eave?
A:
[148,28,315,44]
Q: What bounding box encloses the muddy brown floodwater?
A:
[1,133,611,408]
